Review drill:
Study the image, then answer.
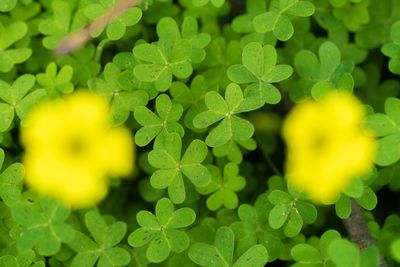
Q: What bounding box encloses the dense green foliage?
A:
[0,0,400,266]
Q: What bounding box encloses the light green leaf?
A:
[328,239,360,267]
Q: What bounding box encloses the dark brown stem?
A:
[343,199,387,267]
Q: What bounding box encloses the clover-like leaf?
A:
[188,226,268,267]
[382,21,400,75]
[68,210,130,267]
[357,63,400,112]
[192,0,225,8]
[291,229,342,266]
[232,0,268,33]
[11,197,73,256]
[89,62,149,125]
[0,21,31,72]
[212,138,257,164]
[292,41,354,101]
[0,0,17,12]
[355,0,400,49]
[228,42,293,105]
[133,17,207,91]
[202,38,242,89]
[391,238,400,263]
[84,0,142,40]
[328,239,360,267]
[170,75,212,130]
[253,0,315,41]
[181,16,211,63]
[268,189,317,237]
[0,249,45,267]
[197,163,246,211]
[193,83,259,147]
[0,74,47,131]
[230,195,283,261]
[148,133,210,203]
[38,0,87,49]
[332,0,370,32]
[335,170,378,219]
[365,97,400,166]
[56,44,101,86]
[134,94,183,146]
[0,161,24,207]
[128,198,196,263]
[36,62,74,97]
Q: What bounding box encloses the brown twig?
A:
[54,0,140,55]
[343,199,387,267]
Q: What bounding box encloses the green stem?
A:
[264,152,282,176]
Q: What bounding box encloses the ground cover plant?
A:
[0,0,400,266]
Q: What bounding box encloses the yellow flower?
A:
[21,91,134,208]
[282,92,376,204]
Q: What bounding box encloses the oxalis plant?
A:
[0,0,400,266]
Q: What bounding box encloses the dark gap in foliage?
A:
[229,0,246,19]
[310,17,328,38]
[374,186,400,225]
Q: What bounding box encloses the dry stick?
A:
[343,199,388,267]
[55,0,140,55]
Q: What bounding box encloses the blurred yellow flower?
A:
[21,91,134,208]
[282,92,375,204]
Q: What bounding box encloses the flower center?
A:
[66,137,87,156]
[312,134,328,153]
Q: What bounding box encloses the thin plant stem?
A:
[264,152,282,176]
[55,0,140,55]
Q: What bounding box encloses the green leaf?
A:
[360,245,380,267]
[0,0,17,12]
[39,1,86,49]
[284,209,303,237]
[253,0,315,41]
[193,83,257,147]
[0,149,3,170]
[328,239,360,267]
[296,201,317,224]
[228,43,292,105]
[292,41,354,101]
[84,1,142,40]
[148,133,210,203]
[291,243,321,262]
[128,198,195,263]
[189,226,268,267]
[232,245,268,267]
[268,190,292,205]
[366,97,400,166]
[85,210,108,245]
[189,243,225,267]
[269,203,291,229]
[189,226,234,266]
[134,94,183,146]
[0,163,24,206]
[391,239,400,262]
[88,62,149,125]
[0,103,14,132]
[12,197,73,256]
[36,62,74,96]
[197,163,246,211]
[99,247,131,266]
[335,195,351,219]
[69,210,130,267]
[355,187,377,210]
[133,17,204,91]
[0,74,35,104]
